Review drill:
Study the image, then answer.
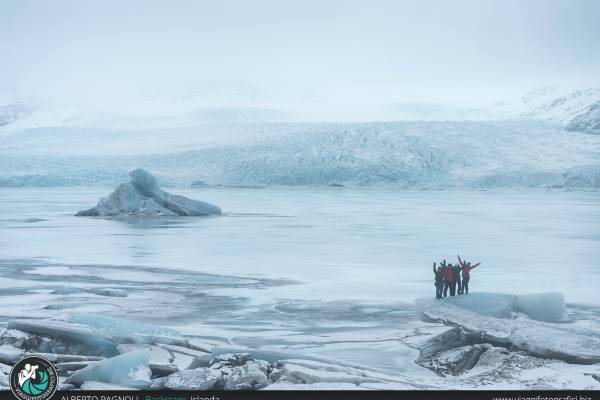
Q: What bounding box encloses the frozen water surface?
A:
[1,187,600,378]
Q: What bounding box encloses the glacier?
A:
[76,168,221,216]
[1,120,600,189]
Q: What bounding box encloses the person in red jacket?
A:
[441,260,456,297]
[457,254,481,294]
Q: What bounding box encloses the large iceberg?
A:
[76,169,221,217]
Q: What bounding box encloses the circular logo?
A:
[10,356,58,400]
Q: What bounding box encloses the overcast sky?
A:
[2,0,599,105]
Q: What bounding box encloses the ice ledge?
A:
[416,292,600,364]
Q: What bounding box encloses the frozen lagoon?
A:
[1,187,600,387]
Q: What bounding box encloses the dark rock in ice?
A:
[412,327,468,358]
[418,344,491,376]
[76,168,221,217]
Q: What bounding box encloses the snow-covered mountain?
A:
[520,86,600,134]
[0,98,40,127]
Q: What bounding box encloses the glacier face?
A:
[1,120,599,188]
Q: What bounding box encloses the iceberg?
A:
[76,168,221,217]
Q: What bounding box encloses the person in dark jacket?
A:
[442,260,455,296]
[453,264,463,295]
[457,254,481,294]
[433,262,444,299]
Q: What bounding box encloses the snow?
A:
[67,350,152,389]
[76,169,221,216]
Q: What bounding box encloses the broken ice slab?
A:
[67,350,152,389]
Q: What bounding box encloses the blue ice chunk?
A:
[514,292,569,323]
[67,350,151,389]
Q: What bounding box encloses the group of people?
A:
[432,255,481,299]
